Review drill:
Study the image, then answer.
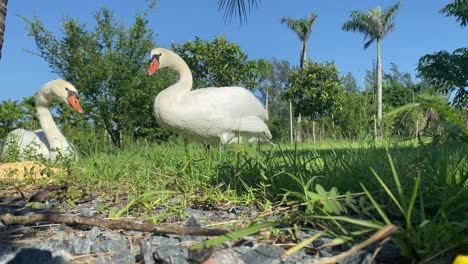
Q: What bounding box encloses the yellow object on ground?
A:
[0,161,61,181]
[454,255,468,264]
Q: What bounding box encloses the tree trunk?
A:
[289,101,293,144]
[300,41,307,68]
[265,85,269,117]
[0,0,7,60]
[376,38,383,138]
[296,113,302,142]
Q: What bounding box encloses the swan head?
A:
[40,79,84,114]
[147,48,170,76]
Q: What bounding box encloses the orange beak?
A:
[147,57,159,76]
[67,94,83,114]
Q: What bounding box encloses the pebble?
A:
[154,245,189,261]
[240,244,284,264]
[0,204,405,264]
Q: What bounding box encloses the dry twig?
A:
[316,224,399,264]
[0,213,229,236]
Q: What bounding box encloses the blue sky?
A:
[0,0,466,101]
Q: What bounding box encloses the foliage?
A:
[341,72,358,93]
[417,48,467,108]
[285,60,344,120]
[383,63,415,108]
[334,91,374,139]
[441,0,468,27]
[23,8,174,147]
[0,100,27,141]
[171,36,258,90]
[255,58,292,142]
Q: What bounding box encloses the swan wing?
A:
[3,129,50,160]
[185,87,268,121]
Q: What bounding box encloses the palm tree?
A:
[342,2,401,137]
[281,13,317,142]
[281,13,318,68]
[0,0,7,60]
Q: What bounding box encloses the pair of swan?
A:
[3,48,271,161]
[2,80,83,162]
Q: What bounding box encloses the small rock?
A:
[79,207,95,217]
[233,246,253,255]
[154,245,188,262]
[47,239,72,253]
[96,237,129,253]
[202,249,245,264]
[72,237,91,255]
[94,255,113,264]
[185,216,201,227]
[240,244,284,264]
[140,240,154,264]
[337,250,373,264]
[112,250,135,263]
[86,226,101,240]
[151,235,179,245]
[188,248,213,263]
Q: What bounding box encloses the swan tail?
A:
[234,116,272,140]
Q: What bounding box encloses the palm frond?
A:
[363,38,376,49]
[281,14,317,42]
[382,2,401,32]
[217,0,261,25]
[343,3,401,49]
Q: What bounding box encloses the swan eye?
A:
[65,87,69,91]
[149,53,161,63]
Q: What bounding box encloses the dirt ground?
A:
[0,161,62,182]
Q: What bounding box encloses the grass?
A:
[2,137,467,263]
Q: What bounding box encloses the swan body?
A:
[2,80,83,161]
[147,47,272,146]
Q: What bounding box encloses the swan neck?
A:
[170,54,193,92]
[36,97,70,150]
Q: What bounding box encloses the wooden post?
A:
[373,115,377,140]
[416,120,419,140]
[312,120,316,144]
[289,101,293,144]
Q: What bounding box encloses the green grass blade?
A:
[386,151,406,209]
[360,183,392,225]
[370,168,405,215]
[311,215,384,229]
[282,231,324,257]
[406,174,420,230]
[190,222,276,250]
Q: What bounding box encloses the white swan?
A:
[2,80,83,161]
[146,47,272,147]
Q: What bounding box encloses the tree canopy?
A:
[172,36,258,89]
[23,8,174,147]
[285,60,344,119]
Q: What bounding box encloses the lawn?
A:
[1,138,467,263]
